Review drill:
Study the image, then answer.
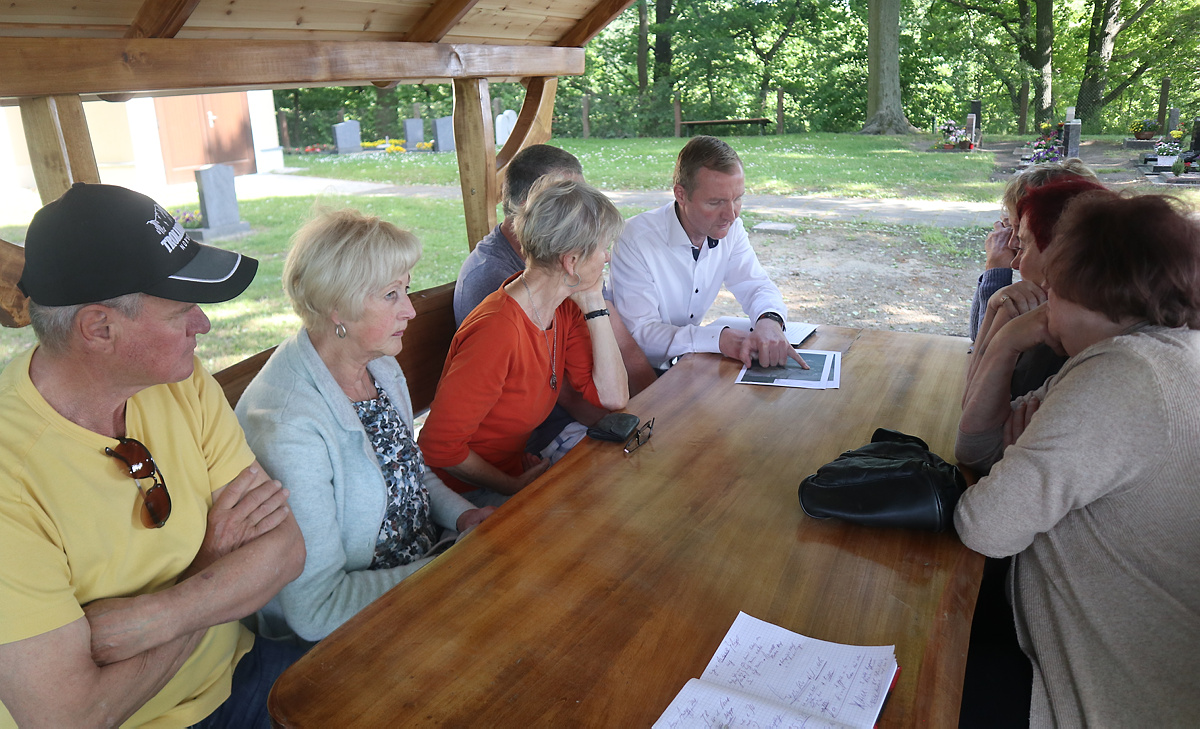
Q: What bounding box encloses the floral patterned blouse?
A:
[351,381,440,569]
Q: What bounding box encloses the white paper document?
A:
[707,317,817,347]
[654,612,898,729]
[736,349,841,389]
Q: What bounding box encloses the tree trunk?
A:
[1018,78,1030,134]
[860,0,918,134]
[1031,0,1054,127]
[654,0,674,83]
[1074,0,1121,131]
[637,0,649,93]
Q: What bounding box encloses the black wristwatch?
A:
[757,311,786,330]
[584,308,610,321]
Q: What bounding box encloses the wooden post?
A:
[19,94,101,204]
[1157,77,1170,133]
[776,89,784,134]
[453,77,498,248]
[673,90,681,138]
[495,77,558,201]
[582,93,590,139]
[277,109,291,150]
[0,238,30,328]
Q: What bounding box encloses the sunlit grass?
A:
[288,133,1004,202]
[0,194,475,373]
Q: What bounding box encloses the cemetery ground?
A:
[1,134,1196,372]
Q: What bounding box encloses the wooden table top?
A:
[269,326,983,728]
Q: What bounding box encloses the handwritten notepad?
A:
[654,613,898,729]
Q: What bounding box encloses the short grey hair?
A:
[283,208,422,332]
[515,178,623,270]
[29,293,144,355]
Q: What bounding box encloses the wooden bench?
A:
[213,281,456,413]
[679,117,771,135]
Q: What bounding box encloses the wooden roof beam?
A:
[0,40,585,98]
[403,0,482,43]
[126,0,202,38]
[100,0,203,101]
[556,0,638,47]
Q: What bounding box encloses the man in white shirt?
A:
[610,135,804,370]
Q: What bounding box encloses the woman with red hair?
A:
[967,177,1108,401]
[955,191,1200,725]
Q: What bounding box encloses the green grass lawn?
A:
[0,194,476,373]
[288,133,1005,202]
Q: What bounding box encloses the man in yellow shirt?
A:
[0,183,305,727]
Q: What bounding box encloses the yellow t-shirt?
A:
[0,348,257,727]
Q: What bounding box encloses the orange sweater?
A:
[418,280,602,492]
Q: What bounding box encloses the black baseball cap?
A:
[18,183,258,306]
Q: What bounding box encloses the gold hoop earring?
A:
[564,272,581,288]
[335,322,347,339]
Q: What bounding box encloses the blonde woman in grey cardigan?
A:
[236,210,494,645]
[955,191,1200,726]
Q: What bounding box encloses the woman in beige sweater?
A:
[955,190,1200,727]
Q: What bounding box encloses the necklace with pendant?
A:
[519,274,558,391]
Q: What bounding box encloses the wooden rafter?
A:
[126,0,202,39]
[496,76,558,178]
[18,95,101,204]
[403,0,483,43]
[555,0,638,47]
[0,40,584,98]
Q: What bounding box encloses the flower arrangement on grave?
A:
[303,143,334,154]
[363,139,407,153]
[1128,118,1160,136]
[1028,132,1064,163]
[1155,139,1182,157]
[939,121,968,146]
[171,209,203,229]
[415,141,435,151]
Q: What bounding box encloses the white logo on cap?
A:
[148,204,188,253]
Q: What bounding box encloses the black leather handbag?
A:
[798,428,966,532]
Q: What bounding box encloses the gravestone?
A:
[189,164,250,241]
[332,120,362,154]
[495,110,518,146]
[432,116,455,152]
[964,114,976,147]
[1167,107,1180,132]
[403,118,425,151]
[1064,120,1082,159]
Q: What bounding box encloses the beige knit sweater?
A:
[955,326,1200,728]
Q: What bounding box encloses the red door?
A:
[155,92,257,185]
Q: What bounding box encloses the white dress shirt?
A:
[610,202,787,368]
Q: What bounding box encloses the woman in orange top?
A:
[418,178,629,505]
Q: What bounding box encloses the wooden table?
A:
[269,327,983,727]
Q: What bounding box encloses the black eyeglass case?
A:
[587,413,640,443]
